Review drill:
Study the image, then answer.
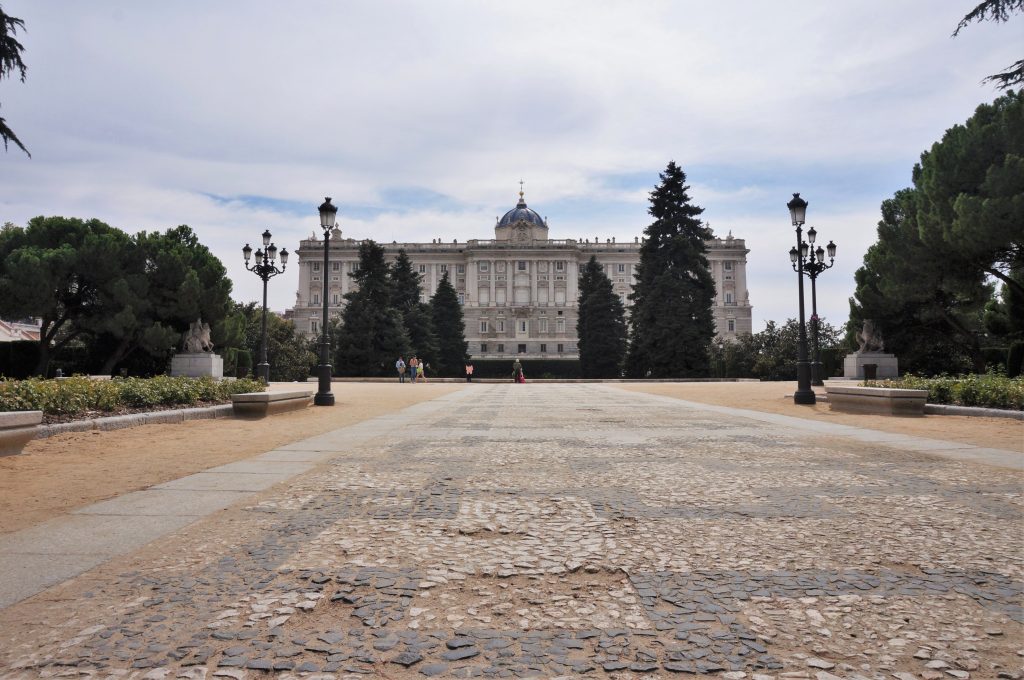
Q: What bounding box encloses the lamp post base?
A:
[314,363,334,406]
[811,361,824,386]
[794,360,816,405]
[256,362,270,384]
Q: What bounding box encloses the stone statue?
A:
[182,318,214,353]
[856,319,885,353]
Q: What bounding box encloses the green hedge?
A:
[0,375,266,416]
[866,373,1024,411]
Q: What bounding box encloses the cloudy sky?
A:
[1,1,1020,330]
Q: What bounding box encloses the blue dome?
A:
[498,195,545,228]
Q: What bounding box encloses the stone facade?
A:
[290,192,753,360]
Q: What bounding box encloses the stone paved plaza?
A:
[0,384,1021,680]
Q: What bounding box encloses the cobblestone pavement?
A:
[1,384,1021,680]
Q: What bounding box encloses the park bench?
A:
[823,382,927,417]
[0,410,43,456]
[231,389,315,418]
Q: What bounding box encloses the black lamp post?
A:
[314,197,337,407]
[243,231,288,384]
[792,226,837,385]
[786,193,816,405]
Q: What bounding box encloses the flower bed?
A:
[0,375,266,417]
[865,373,1023,411]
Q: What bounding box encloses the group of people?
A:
[394,357,525,383]
[394,356,428,383]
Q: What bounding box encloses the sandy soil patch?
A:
[615,381,1023,454]
[0,383,463,535]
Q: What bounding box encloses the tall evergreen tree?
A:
[430,270,468,377]
[389,249,439,367]
[334,240,410,376]
[0,4,29,156]
[625,161,717,378]
[577,256,627,378]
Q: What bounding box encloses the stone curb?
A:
[35,404,233,439]
[924,403,1024,420]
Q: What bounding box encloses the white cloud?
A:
[0,0,1019,326]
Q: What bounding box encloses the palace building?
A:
[290,189,752,360]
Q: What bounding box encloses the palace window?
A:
[332,262,341,272]
[539,318,548,332]
[727,319,735,332]
[311,320,319,334]
[517,261,527,271]
[458,293,465,305]
[479,261,489,272]
[480,343,488,352]
[518,320,527,333]
[312,293,320,305]
[497,320,505,333]
[457,264,465,274]
[313,262,320,272]
[557,343,564,353]
[440,264,448,272]
[350,262,360,272]
[725,292,734,304]
[724,261,733,271]
[540,343,547,353]
[497,343,504,353]
[618,264,626,273]
[480,320,488,333]
[518,344,526,354]
[332,293,339,305]
[555,261,564,272]
[556,318,565,333]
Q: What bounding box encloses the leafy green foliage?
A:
[867,372,1023,410]
[390,250,439,367]
[577,256,627,378]
[626,162,717,378]
[851,92,1023,374]
[430,270,468,377]
[0,376,264,416]
[334,241,410,376]
[953,1,1023,88]
[1008,340,1024,377]
[0,4,29,156]
[235,302,316,382]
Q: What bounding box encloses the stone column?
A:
[530,259,538,305]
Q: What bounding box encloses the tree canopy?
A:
[850,91,1023,374]
[0,4,29,156]
[577,256,627,378]
[954,0,1023,89]
[430,270,468,377]
[390,249,439,369]
[333,240,410,376]
[0,217,234,376]
[625,161,717,378]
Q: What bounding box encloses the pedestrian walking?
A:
[396,356,406,383]
[420,362,429,383]
[465,363,474,382]
[409,356,418,384]
[512,358,523,383]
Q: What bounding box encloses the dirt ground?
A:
[615,381,1024,453]
[0,383,463,536]
[1,381,1019,537]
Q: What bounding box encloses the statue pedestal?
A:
[843,352,898,380]
[170,353,224,379]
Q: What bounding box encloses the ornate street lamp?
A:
[243,231,288,383]
[313,197,338,407]
[798,226,837,385]
[786,193,815,405]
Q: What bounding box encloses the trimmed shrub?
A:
[867,372,1023,410]
[0,376,265,416]
[1008,341,1024,379]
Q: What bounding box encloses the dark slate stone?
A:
[246,659,273,670]
[664,661,698,673]
[602,661,630,671]
[442,647,481,661]
[420,663,450,677]
[392,651,424,667]
[447,637,477,649]
[630,662,660,672]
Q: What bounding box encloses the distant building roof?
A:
[0,319,41,342]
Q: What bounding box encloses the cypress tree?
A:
[389,249,439,367]
[430,270,468,377]
[577,256,628,378]
[334,240,410,376]
[625,161,717,378]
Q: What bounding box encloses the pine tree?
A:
[334,240,410,376]
[577,256,628,378]
[430,270,468,377]
[625,161,717,378]
[389,249,440,368]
